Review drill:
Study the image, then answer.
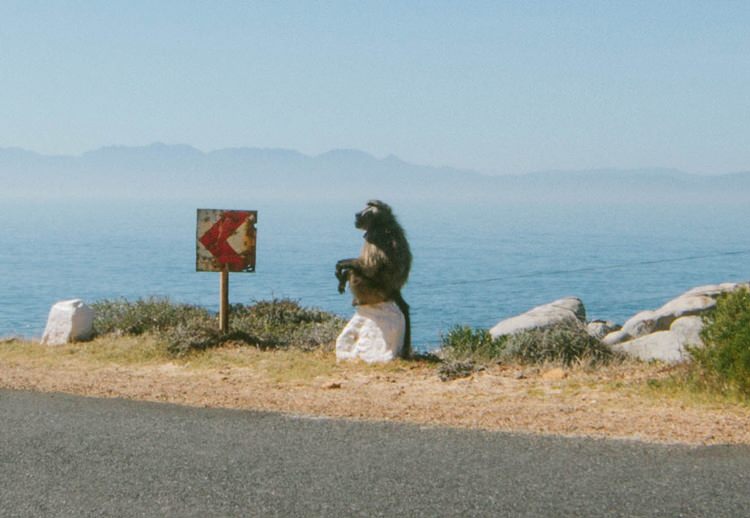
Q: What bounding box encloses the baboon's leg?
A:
[349,273,387,306]
[392,292,411,358]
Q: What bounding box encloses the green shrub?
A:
[92,298,212,336]
[92,297,345,357]
[229,299,346,351]
[502,321,612,366]
[439,321,611,368]
[689,287,750,397]
[438,325,504,380]
[163,318,226,356]
[440,325,507,363]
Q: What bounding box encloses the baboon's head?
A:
[355,200,392,230]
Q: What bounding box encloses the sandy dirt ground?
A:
[2,345,749,446]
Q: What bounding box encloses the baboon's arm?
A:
[336,257,386,281]
[335,258,360,274]
[336,258,366,294]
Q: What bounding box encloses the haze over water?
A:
[3,195,749,351]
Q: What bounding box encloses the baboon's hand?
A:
[335,262,348,294]
[336,270,348,293]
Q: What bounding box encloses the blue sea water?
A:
[2,198,750,351]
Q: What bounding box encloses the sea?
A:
[2,197,750,351]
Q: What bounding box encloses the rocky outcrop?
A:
[41,299,95,345]
[605,282,749,363]
[586,320,621,340]
[487,282,748,364]
[336,301,405,363]
[490,297,586,339]
[611,316,704,363]
[603,282,747,347]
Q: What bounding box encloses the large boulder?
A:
[683,282,748,298]
[603,282,748,346]
[612,316,704,363]
[41,299,95,345]
[336,301,405,363]
[490,297,586,339]
[586,320,621,340]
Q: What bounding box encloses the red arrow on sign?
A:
[198,210,254,270]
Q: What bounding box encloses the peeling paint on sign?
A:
[196,209,257,272]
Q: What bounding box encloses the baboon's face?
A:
[355,200,390,230]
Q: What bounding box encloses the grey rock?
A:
[670,315,704,347]
[683,282,748,298]
[490,297,585,339]
[604,282,748,346]
[586,320,621,339]
[612,331,688,363]
[602,329,629,346]
[612,315,705,363]
[619,310,659,340]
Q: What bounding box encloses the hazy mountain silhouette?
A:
[2,143,749,203]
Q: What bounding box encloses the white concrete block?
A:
[41,299,95,345]
[336,301,405,363]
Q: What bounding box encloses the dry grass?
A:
[2,337,750,445]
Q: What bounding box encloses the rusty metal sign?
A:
[196,209,257,272]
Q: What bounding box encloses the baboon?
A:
[335,200,413,357]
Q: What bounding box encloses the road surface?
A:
[1,389,749,517]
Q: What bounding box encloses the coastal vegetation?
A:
[91,297,345,357]
[80,294,750,399]
[4,294,750,444]
[3,295,750,445]
[685,287,750,399]
[437,321,613,381]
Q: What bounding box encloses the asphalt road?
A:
[1,389,749,517]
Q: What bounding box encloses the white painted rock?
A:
[612,316,705,363]
[336,301,405,363]
[41,299,95,345]
[490,297,585,339]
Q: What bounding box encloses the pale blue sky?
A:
[2,1,749,174]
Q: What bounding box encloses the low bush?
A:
[440,325,507,363]
[229,299,346,351]
[92,297,345,357]
[502,321,612,366]
[688,287,750,397]
[162,319,227,356]
[439,321,612,374]
[438,326,505,380]
[92,298,212,337]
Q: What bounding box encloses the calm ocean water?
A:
[2,198,749,351]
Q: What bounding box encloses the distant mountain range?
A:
[2,143,749,203]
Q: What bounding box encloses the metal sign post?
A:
[220,264,229,332]
[196,209,257,332]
